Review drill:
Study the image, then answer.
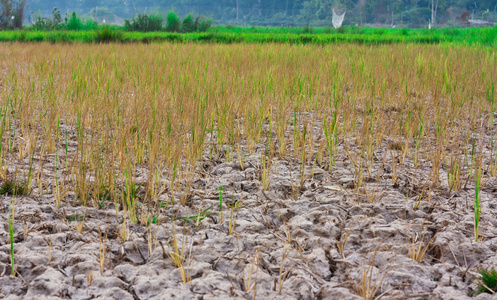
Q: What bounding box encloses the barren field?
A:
[0,43,496,299]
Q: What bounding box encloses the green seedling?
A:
[160,201,172,209]
[219,186,223,223]
[228,197,243,235]
[175,207,212,226]
[66,213,88,222]
[145,214,162,226]
[8,198,15,276]
[122,169,142,224]
[94,185,112,208]
[121,182,143,201]
[474,267,497,294]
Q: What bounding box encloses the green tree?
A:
[166,11,180,32]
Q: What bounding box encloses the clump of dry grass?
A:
[351,251,389,300]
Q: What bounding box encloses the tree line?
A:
[2,0,497,29]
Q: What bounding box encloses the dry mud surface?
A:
[1,135,497,300]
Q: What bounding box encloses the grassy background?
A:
[0,26,496,46]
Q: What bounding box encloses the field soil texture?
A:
[0,43,496,299]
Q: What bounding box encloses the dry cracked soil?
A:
[1,125,497,300]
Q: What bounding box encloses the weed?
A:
[95,26,122,43]
[0,178,29,196]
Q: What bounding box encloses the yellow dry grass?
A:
[0,42,495,287]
